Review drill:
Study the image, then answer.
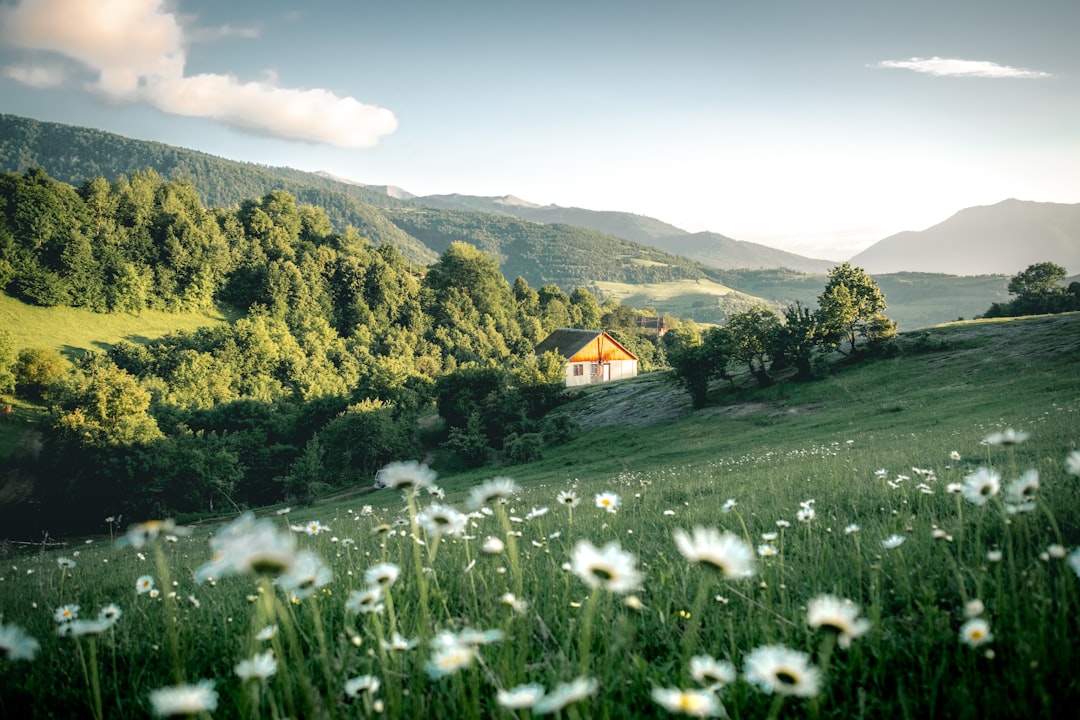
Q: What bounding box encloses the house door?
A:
[600,362,610,382]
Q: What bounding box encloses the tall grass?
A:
[1,314,1078,718]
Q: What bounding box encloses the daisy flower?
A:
[569,539,643,594]
[1004,470,1039,512]
[481,536,505,554]
[721,499,737,513]
[194,512,298,582]
[497,683,547,710]
[673,527,755,579]
[557,490,580,508]
[982,428,1029,446]
[119,519,191,550]
[0,622,40,661]
[235,650,277,682]
[844,524,860,535]
[1066,450,1080,478]
[959,618,993,647]
[744,644,821,698]
[689,655,736,690]
[54,604,80,623]
[962,467,1001,506]
[345,587,384,615]
[377,460,437,493]
[796,506,816,523]
[532,677,598,715]
[298,520,329,536]
[1067,547,1080,579]
[148,679,218,717]
[61,618,113,638]
[418,504,468,538]
[595,492,621,514]
[364,563,401,588]
[98,604,122,626]
[381,632,418,651]
[467,477,519,509]
[806,594,871,649]
[275,550,332,599]
[344,675,381,697]
[881,534,905,549]
[56,557,76,570]
[964,599,985,618]
[425,633,478,679]
[651,687,723,717]
[255,625,278,642]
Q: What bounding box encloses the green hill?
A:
[0,114,1017,328]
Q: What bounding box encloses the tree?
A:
[775,302,822,381]
[664,326,731,409]
[15,347,69,399]
[1008,261,1067,298]
[1005,261,1074,315]
[817,263,893,355]
[725,306,782,387]
[52,360,163,447]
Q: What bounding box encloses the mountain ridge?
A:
[850,198,1080,275]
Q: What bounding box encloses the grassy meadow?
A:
[1,314,1079,718]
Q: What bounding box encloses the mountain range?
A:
[3,113,1077,328]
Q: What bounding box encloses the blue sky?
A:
[2,0,1078,260]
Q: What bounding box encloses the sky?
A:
[1,0,1078,261]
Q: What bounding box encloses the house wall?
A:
[562,359,638,386]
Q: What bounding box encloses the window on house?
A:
[572,364,584,376]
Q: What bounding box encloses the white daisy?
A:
[569,539,643,594]
[959,618,993,647]
[673,527,755,579]
[962,467,1001,506]
[148,679,218,717]
[689,655,736,690]
[497,683,546,710]
[595,492,621,514]
[744,644,821,698]
[650,687,723,717]
[982,428,1029,446]
[377,460,437,493]
[532,677,598,715]
[806,594,871,649]
[235,650,277,682]
[467,477,519,509]
[557,490,580,508]
[0,622,39,661]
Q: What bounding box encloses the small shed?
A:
[535,328,638,387]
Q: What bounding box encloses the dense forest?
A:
[0,166,672,534]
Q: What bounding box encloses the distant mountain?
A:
[409,193,690,244]
[649,231,836,274]
[405,192,837,273]
[851,199,1080,275]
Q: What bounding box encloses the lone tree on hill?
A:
[816,263,896,355]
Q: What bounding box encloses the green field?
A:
[0,293,236,359]
[1,313,1078,718]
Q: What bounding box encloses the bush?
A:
[503,432,544,464]
[541,413,579,446]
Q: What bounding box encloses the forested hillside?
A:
[0,165,673,535]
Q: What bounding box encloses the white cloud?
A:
[145,74,399,148]
[2,63,66,87]
[875,57,1052,79]
[0,0,397,147]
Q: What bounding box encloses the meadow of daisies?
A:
[2,318,1080,719]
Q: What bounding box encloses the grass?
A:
[0,293,236,360]
[0,293,236,456]
[1,313,1079,718]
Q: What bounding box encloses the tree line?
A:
[0,167,670,534]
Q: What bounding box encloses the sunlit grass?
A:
[1,314,1078,718]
